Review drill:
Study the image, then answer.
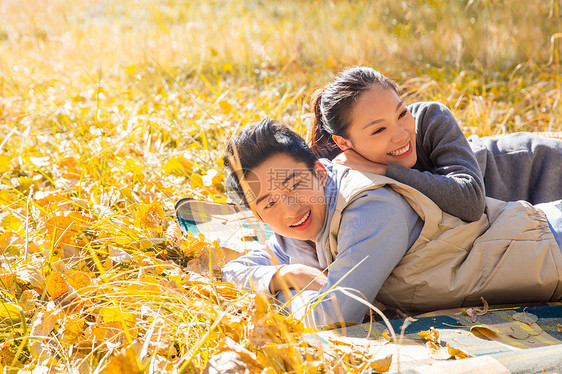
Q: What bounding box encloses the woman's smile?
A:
[387,142,413,158]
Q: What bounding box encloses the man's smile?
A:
[290,210,312,229]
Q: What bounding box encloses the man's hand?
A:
[333,149,387,175]
[269,264,327,294]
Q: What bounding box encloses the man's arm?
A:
[270,264,327,293]
[221,237,289,294]
[222,235,327,294]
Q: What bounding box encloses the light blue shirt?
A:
[221,161,424,328]
[535,200,562,251]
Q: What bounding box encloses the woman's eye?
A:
[265,200,276,209]
[372,127,385,135]
[398,109,408,119]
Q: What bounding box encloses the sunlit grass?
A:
[0,0,561,372]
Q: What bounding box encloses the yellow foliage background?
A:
[0,0,560,372]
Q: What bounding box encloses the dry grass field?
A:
[0,0,560,372]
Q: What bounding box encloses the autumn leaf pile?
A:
[1,0,561,372]
[0,75,342,371]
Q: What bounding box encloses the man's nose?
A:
[283,194,301,216]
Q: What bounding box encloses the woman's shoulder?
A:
[408,101,452,117]
[408,101,459,137]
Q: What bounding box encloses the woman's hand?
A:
[269,264,327,293]
[333,149,387,175]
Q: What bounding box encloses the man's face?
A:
[245,153,328,242]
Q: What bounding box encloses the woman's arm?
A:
[332,149,387,175]
[386,102,485,221]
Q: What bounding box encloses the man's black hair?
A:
[224,119,318,207]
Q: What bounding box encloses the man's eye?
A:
[398,109,408,119]
[289,181,302,191]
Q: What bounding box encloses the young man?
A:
[222,119,562,328]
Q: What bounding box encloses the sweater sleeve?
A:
[386,102,485,221]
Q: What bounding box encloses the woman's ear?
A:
[314,161,329,187]
[332,135,352,151]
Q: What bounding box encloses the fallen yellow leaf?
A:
[162,156,193,176]
[205,337,264,374]
[46,272,69,299]
[464,296,489,323]
[0,303,23,321]
[370,353,393,372]
[67,271,91,291]
[0,335,16,366]
[426,341,451,360]
[470,324,500,338]
[135,201,165,230]
[18,289,40,314]
[44,211,89,248]
[29,303,64,357]
[64,318,85,345]
[446,344,470,359]
[1,215,21,232]
[0,155,12,174]
[15,262,45,291]
[100,348,140,374]
[34,190,67,208]
[418,327,440,344]
[512,311,538,325]
[100,306,136,327]
[0,272,16,295]
[382,329,391,341]
[0,189,11,204]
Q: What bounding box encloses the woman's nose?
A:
[392,126,409,143]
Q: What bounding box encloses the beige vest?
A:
[326,170,562,310]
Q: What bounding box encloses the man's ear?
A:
[314,161,328,187]
[332,135,352,151]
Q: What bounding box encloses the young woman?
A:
[309,66,562,221]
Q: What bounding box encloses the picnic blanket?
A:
[175,197,274,252]
[175,199,562,373]
[306,302,562,373]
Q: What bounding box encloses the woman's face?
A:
[336,87,417,168]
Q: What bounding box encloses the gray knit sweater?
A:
[386,101,485,221]
[386,101,562,222]
[468,132,562,204]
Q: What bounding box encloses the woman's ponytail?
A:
[308,87,343,160]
